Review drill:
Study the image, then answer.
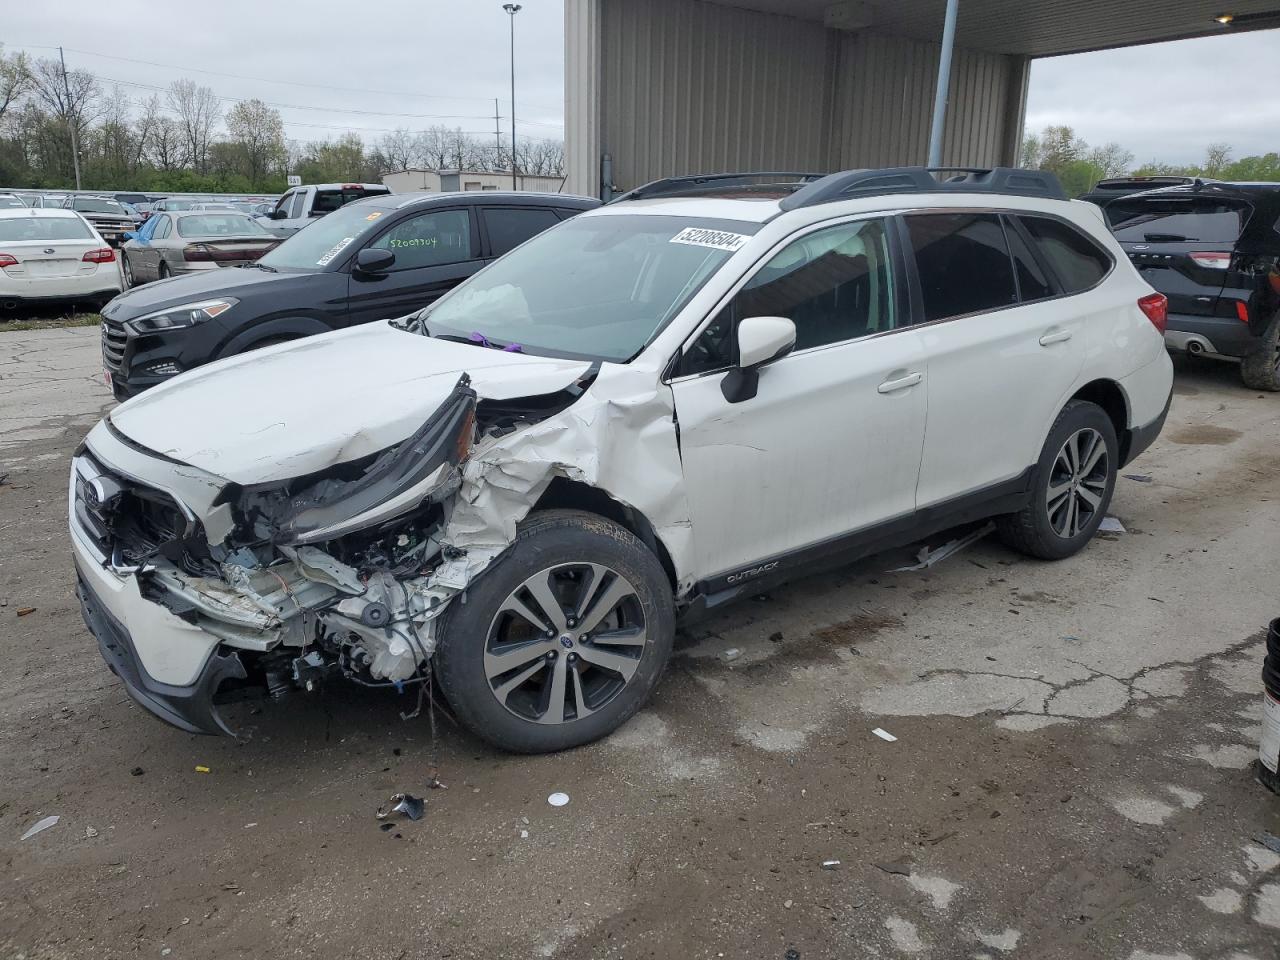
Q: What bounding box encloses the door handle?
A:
[1039,330,1072,346]
[878,372,923,394]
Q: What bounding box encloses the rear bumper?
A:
[1122,386,1172,467]
[77,570,244,736]
[0,277,121,304]
[1164,313,1259,359]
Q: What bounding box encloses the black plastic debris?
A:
[1123,474,1153,483]
[130,766,145,777]
[1254,832,1280,855]
[1258,617,1280,795]
[376,793,426,821]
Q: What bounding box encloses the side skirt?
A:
[678,467,1034,623]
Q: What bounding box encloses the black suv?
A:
[100,191,599,399]
[1079,175,1195,210]
[1106,181,1280,390]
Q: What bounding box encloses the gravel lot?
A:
[2,327,1279,960]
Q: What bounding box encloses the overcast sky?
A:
[6,4,1277,170]
[1025,28,1279,166]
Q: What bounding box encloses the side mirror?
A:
[354,247,395,274]
[271,207,290,220]
[721,315,796,404]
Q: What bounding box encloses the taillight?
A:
[1189,251,1231,270]
[1235,300,1250,324]
[82,248,115,263]
[1138,293,1168,334]
[0,253,16,267]
[183,244,212,262]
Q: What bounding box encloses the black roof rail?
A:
[778,166,1068,211]
[611,172,827,203]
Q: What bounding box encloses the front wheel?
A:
[121,253,136,288]
[996,400,1118,561]
[433,509,675,753]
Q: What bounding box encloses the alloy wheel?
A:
[1046,427,1108,538]
[483,562,648,725]
[122,255,133,287]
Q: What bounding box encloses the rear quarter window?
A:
[1018,216,1112,294]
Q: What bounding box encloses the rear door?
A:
[1106,195,1250,318]
[907,212,1088,509]
[478,206,563,261]
[344,206,483,325]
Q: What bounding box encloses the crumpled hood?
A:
[108,321,593,485]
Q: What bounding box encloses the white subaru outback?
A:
[70,167,1174,752]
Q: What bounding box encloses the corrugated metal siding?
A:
[599,0,833,192]
[564,0,604,197]
[831,32,1020,169]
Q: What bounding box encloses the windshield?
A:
[1107,197,1249,243]
[74,198,126,215]
[161,199,197,211]
[0,216,95,241]
[177,214,273,238]
[419,214,760,362]
[257,202,391,271]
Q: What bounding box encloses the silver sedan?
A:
[120,211,281,286]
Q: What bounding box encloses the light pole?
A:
[503,3,522,190]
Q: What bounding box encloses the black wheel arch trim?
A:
[216,315,333,357]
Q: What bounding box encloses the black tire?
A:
[433,509,675,754]
[996,400,1118,561]
[158,261,170,280]
[121,253,136,288]
[1241,314,1280,392]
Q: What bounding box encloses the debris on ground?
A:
[874,857,914,876]
[1255,832,1280,855]
[376,793,425,821]
[723,647,742,662]
[547,791,570,807]
[1124,474,1153,483]
[194,765,211,774]
[821,859,841,870]
[1098,517,1126,534]
[16,606,36,617]
[20,815,59,840]
[872,728,898,742]
[130,766,144,777]
[85,826,99,839]
[769,631,784,643]
[425,774,448,790]
[785,949,801,959]
[890,522,996,572]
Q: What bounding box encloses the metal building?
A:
[564,0,1278,198]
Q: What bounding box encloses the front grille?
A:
[73,455,191,565]
[101,318,127,371]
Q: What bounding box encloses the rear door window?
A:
[1019,216,1112,293]
[1106,198,1248,244]
[904,213,1017,322]
[482,207,561,257]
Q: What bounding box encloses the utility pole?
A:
[503,4,522,190]
[58,46,82,191]
[494,97,502,173]
[926,0,960,169]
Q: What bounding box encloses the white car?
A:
[0,207,121,309]
[69,167,1173,752]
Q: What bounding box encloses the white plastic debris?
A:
[520,829,530,839]
[84,826,99,839]
[723,647,742,662]
[547,792,570,807]
[20,815,59,840]
[1098,517,1126,534]
[872,728,898,742]
[821,859,841,870]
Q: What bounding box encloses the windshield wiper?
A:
[1143,233,1196,242]
[243,261,277,272]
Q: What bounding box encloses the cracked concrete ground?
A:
[1,337,1279,960]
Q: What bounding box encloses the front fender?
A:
[217,315,333,357]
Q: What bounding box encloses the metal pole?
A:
[58,46,82,191]
[503,5,522,189]
[926,0,960,169]
[494,97,502,170]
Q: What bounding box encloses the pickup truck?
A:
[255,183,391,236]
[61,195,140,245]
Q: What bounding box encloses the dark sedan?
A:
[100,191,599,399]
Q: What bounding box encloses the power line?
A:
[12,41,566,116]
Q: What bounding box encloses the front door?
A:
[670,217,927,581]
[345,207,485,326]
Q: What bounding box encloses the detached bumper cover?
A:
[78,574,246,736]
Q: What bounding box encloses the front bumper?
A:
[77,571,246,735]
[100,314,220,400]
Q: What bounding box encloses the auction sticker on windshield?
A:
[316,237,355,266]
[670,227,750,252]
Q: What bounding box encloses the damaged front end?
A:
[73,376,484,733]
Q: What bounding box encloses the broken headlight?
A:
[126,298,238,334]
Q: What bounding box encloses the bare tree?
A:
[28,57,98,135]
[167,79,220,174]
[1204,143,1232,177]
[1086,142,1134,179]
[147,113,187,171]
[379,128,418,172]
[0,46,31,125]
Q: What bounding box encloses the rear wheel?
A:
[1241,314,1280,392]
[121,253,136,288]
[997,400,1118,560]
[158,261,170,280]
[433,509,675,754]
